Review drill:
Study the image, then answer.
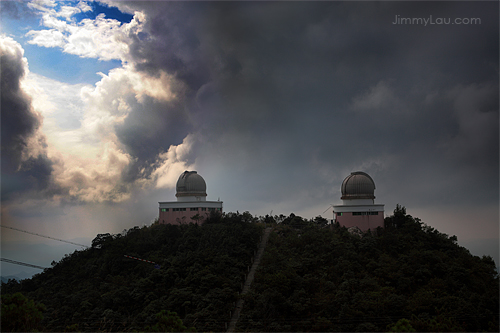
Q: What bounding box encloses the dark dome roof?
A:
[176,171,207,197]
[341,171,375,200]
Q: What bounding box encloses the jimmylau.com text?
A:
[392,15,481,26]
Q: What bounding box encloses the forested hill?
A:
[237,207,499,332]
[1,213,263,332]
[1,208,499,332]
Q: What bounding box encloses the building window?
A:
[161,208,167,212]
[337,212,342,216]
[190,208,198,211]
[352,212,378,216]
[201,208,206,211]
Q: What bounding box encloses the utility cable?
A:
[1,257,47,270]
[1,224,89,248]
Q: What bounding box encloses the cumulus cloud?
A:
[27,0,57,13]
[149,135,196,189]
[3,26,196,204]
[26,2,145,62]
[0,36,53,200]
[22,61,192,203]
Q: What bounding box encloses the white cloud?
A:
[27,0,57,13]
[26,2,145,62]
[77,1,92,13]
[150,135,196,189]
[57,6,81,21]
[0,35,29,68]
[26,29,66,48]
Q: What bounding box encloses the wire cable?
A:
[1,224,89,248]
[1,257,48,270]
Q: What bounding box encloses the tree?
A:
[1,292,46,332]
[387,318,416,332]
[145,310,195,332]
[313,216,328,226]
[190,213,203,224]
[91,233,112,249]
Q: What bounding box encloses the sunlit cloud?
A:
[27,0,57,13]
[19,48,189,203]
[26,1,145,62]
[77,1,92,14]
[149,135,196,189]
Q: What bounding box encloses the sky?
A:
[1,0,498,278]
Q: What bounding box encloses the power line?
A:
[1,258,48,270]
[1,224,89,248]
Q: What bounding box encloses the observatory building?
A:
[158,171,223,225]
[333,171,384,231]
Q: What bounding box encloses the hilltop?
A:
[1,207,498,332]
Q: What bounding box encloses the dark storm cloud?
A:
[1,38,53,200]
[1,42,39,170]
[108,1,498,210]
[124,2,210,91]
[116,95,195,183]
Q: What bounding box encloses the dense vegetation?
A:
[1,212,263,332]
[1,207,498,332]
[237,206,499,332]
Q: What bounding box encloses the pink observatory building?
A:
[333,172,384,231]
[158,171,223,225]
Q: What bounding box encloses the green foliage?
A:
[1,213,263,332]
[237,209,499,332]
[387,318,415,332]
[145,310,195,332]
[1,292,46,332]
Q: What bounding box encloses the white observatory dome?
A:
[176,171,207,198]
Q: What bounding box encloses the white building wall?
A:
[342,198,374,205]
[333,204,384,213]
[177,195,206,202]
[159,201,222,209]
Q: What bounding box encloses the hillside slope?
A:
[237,207,499,332]
[1,213,263,332]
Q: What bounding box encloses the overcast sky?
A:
[1,1,498,278]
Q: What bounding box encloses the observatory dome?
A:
[341,171,376,200]
[176,171,207,197]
